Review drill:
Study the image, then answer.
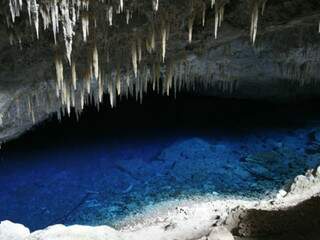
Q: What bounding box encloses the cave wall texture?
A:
[0,0,320,142]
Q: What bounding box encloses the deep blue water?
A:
[1,96,320,231]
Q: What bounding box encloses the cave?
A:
[0,0,320,240]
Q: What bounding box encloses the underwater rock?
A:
[159,138,238,183]
[243,149,306,181]
[0,220,30,240]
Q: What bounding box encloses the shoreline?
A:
[1,165,320,240]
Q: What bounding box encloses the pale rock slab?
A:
[26,224,123,240]
[0,220,30,240]
[207,226,234,240]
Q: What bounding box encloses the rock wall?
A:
[0,0,320,142]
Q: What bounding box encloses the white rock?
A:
[27,224,123,240]
[276,189,287,199]
[316,166,320,177]
[0,220,30,240]
[207,226,234,240]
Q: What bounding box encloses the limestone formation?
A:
[0,1,319,141]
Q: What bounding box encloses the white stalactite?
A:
[98,71,103,102]
[120,0,124,12]
[161,26,167,62]
[126,9,130,24]
[202,3,206,27]
[82,14,89,42]
[138,39,142,63]
[51,0,59,44]
[261,0,267,15]
[72,62,77,90]
[30,0,39,39]
[214,4,219,39]
[92,45,99,79]
[153,0,159,11]
[132,41,138,78]
[26,0,31,24]
[60,0,75,64]
[211,0,215,9]
[54,55,64,91]
[250,1,259,45]
[108,6,113,26]
[188,17,194,43]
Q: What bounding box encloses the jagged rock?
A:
[0,220,30,240]
[207,226,234,240]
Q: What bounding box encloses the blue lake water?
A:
[1,97,320,231]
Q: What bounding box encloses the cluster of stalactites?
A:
[52,50,237,120]
[6,0,272,74]
[6,0,134,65]
[54,44,101,115]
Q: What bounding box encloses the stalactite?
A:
[138,38,142,63]
[116,66,121,96]
[80,90,84,109]
[60,0,75,64]
[108,6,113,26]
[218,5,224,27]
[211,0,215,9]
[250,0,267,44]
[261,0,267,16]
[202,3,206,27]
[98,70,103,102]
[165,63,173,96]
[151,29,155,51]
[214,2,219,39]
[126,9,130,24]
[214,0,227,39]
[82,14,89,42]
[161,25,167,62]
[9,0,20,23]
[54,55,64,91]
[120,0,124,12]
[92,45,99,79]
[51,0,59,44]
[153,0,159,11]
[250,0,259,45]
[131,40,138,78]
[188,17,194,43]
[72,62,77,90]
[26,0,31,23]
[30,0,39,39]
